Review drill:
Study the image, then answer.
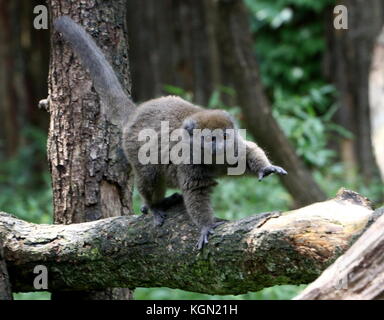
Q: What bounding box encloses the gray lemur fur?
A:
[54,16,287,250]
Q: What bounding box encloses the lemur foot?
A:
[152,209,167,227]
[258,165,287,181]
[196,221,225,250]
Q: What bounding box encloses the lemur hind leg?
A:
[158,192,184,208]
[135,166,167,226]
[141,192,184,214]
[181,183,221,250]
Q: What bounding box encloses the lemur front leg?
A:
[182,184,223,250]
[257,165,287,181]
[245,140,287,180]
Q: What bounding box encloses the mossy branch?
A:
[0,189,377,295]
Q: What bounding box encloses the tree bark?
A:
[324,0,383,182]
[369,26,384,181]
[295,207,384,300]
[0,237,12,300]
[47,0,133,300]
[1,189,376,295]
[216,0,326,207]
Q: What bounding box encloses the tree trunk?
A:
[295,207,384,300]
[369,26,384,181]
[0,0,49,159]
[1,189,376,295]
[127,0,221,105]
[47,0,133,300]
[215,0,326,207]
[324,0,383,182]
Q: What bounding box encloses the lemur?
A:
[54,16,287,249]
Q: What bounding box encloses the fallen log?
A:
[0,189,376,295]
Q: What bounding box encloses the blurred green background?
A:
[2,0,383,300]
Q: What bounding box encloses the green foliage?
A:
[0,127,52,224]
[243,0,383,207]
[244,0,340,168]
[134,285,306,300]
[163,85,193,102]
[14,292,51,300]
[273,85,341,167]
[245,0,335,94]
[1,128,52,299]
[314,163,384,207]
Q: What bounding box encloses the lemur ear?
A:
[182,118,197,135]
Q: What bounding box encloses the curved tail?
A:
[54,16,134,126]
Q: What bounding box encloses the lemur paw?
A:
[142,205,166,226]
[153,209,167,227]
[195,221,225,250]
[258,165,287,181]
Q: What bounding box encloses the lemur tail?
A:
[53,16,134,126]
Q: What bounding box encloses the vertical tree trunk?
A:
[47,0,133,300]
[127,0,221,105]
[0,0,49,159]
[324,0,383,181]
[369,27,384,181]
[216,0,326,207]
[0,0,22,157]
[126,0,173,101]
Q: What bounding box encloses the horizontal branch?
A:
[0,189,376,295]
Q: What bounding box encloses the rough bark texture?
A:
[369,27,384,181]
[47,0,133,300]
[295,207,384,300]
[216,0,326,207]
[1,189,375,295]
[324,0,383,181]
[0,238,12,300]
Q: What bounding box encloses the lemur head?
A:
[182,110,238,157]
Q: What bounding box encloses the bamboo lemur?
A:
[54,16,287,249]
